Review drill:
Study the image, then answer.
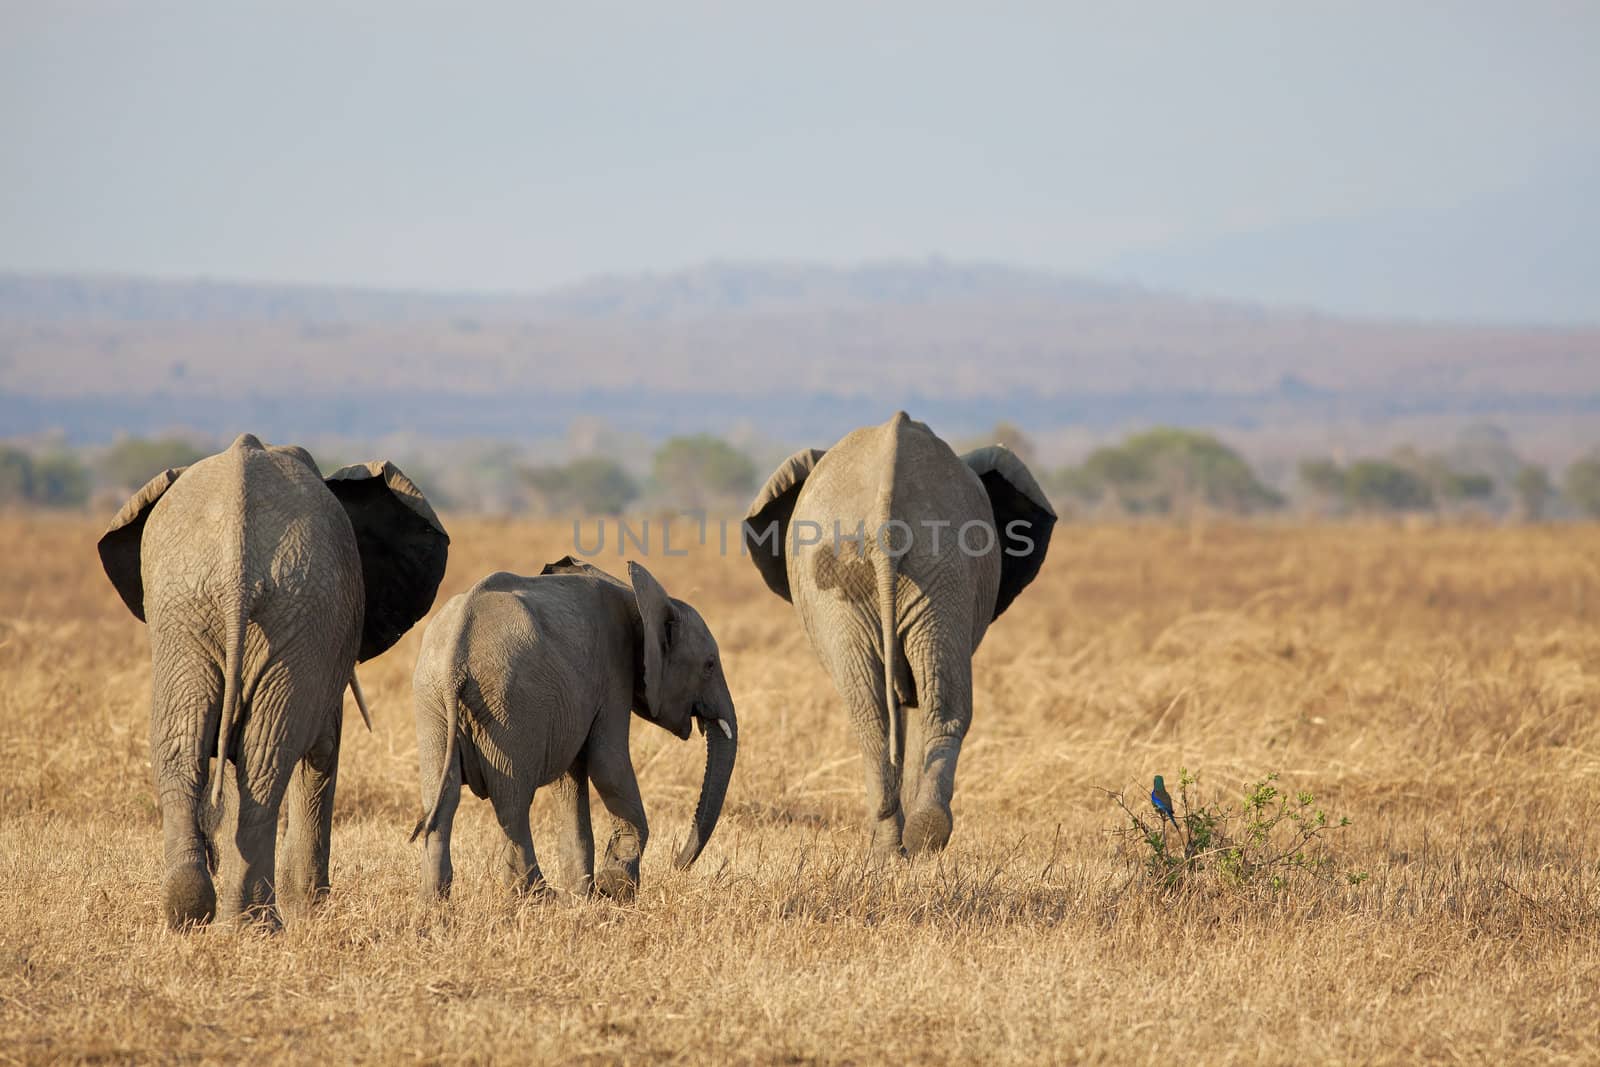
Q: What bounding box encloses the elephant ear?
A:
[540,555,628,589]
[743,448,826,602]
[961,445,1057,620]
[324,461,451,661]
[97,466,189,621]
[627,561,677,716]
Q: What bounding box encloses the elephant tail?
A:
[410,671,463,844]
[875,419,905,776]
[211,588,251,806]
[209,470,256,806]
[877,545,901,773]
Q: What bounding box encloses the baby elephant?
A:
[410,557,738,900]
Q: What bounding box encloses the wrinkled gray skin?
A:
[97,433,449,929]
[410,558,737,902]
[745,412,1055,856]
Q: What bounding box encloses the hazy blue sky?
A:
[2,2,1595,317]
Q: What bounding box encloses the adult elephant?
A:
[99,433,450,928]
[744,412,1054,856]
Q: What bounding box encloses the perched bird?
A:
[1150,775,1179,829]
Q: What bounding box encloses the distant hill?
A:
[0,261,1136,324]
[1,262,1596,451]
[0,273,500,324]
[531,261,1142,320]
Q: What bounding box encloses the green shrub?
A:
[1298,457,1347,499]
[1343,459,1435,512]
[1436,470,1494,501]
[1057,428,1281,515]
[651,435,757,507]
[0,446,35,505]
[1566,455,1600,518]
[525,456,639,515]
[1108,769,1358,893]
[101,436,208,490]
[29,451,92,508]
[1513,465,1552,520]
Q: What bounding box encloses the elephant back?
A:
[137,440,364,624]
[99,435,450,667]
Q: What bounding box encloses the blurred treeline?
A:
[4,422,1599,522]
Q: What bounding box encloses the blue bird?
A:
[1150,775,1179,829]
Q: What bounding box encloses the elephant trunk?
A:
[673,702,737,870]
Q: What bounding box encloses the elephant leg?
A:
[587,726,649,901]
[148,653,221,929]
[218,769,289,928]
[281,705,342,914]
[418,752,461,902]
[207,757,238,881]
[413,688,461,900]
[491,788,547,898]
[155,773,217,928]
[805,611,903,854]
[548,755,595,897]
[835,665,903,856]
[900,644,972,857]
[480,771,544,895]
[214,683,297,928]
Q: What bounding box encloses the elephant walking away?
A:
[98,433,450,928]
[744,412,1054,856]
[410,557,737,902]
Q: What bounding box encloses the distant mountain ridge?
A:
[0,260,1149,324]
[532,261,1146,320]
[0,261,1596,449]
[0,272,500,324]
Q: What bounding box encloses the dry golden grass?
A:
[3,513,1599,1064]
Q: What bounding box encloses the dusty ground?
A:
[2,513,1597,1064]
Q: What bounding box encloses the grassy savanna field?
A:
[2,513,1599,1064]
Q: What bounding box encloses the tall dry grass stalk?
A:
[2,514,1597,1063]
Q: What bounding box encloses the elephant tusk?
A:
[349,669,373,732]
[717,719,733,740]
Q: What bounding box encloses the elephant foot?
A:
[235,902,283,933]
[162,864,216,930]
[869,832,906,860]
[424,841,454,902]
[281,882,329,919]
[866,810,904,858]
[903,804,952,856]
[511,878,556,903]
[594,866,638,903]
